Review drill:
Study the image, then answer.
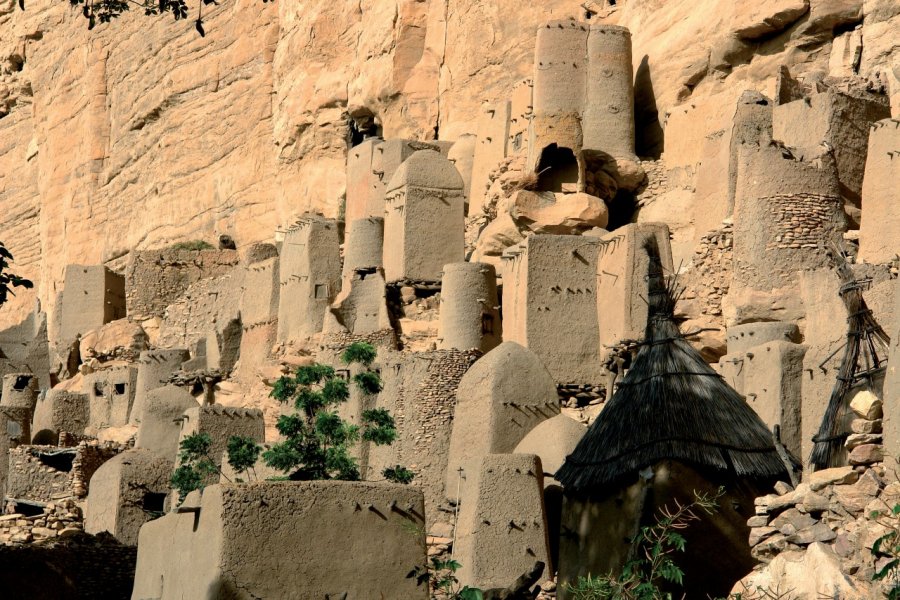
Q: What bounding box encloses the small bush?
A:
[170,240,214,251]
[566,488,723,600]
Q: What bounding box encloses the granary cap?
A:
[386,149,465,193]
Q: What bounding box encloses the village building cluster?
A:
[0,12,898,599]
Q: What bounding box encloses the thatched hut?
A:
[555,241,798,598]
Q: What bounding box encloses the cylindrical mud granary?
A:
[582,24,635,159]
[438,262,502,353]
[130,348,189,425]
[533,20,588,119]
[530,21,589,169]
[1,373,37,409]
[342,217,384,281]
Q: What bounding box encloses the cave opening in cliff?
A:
[536,144,579,193]
[606,190,638,231]
[347,108,382,148]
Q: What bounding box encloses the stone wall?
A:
[765,193,846,250]
[6,441,124,503]
[125,248,240,320]
[679,222,734,319]
[0,531,137,598]
[0,498,83,544]
[370,349,479,526]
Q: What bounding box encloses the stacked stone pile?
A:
[557,383,604,407]
[766,193,844,250]
[634,159,668,207]
[748,465,896,584]
[846,390,884,466]
[0,499,83,545]
[680,222,733,318]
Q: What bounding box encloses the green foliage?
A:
[0,243,33,308]
[408,558,483,600]
[263,344,410,482]
[870,502,900,598]
[342,342,377,366]
[354,371,383,395]
[226,435,262,479]
[170,464,204,502]
[170,239,215,251]
[362,408,397,445]
[566,488,724,600]
[170,432,221,503]
[383,465,415,484]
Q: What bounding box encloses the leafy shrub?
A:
[383,465,415,484]
[170,432,220,502]
[408,558,483,600]
[870,502,900,598]
[262,342,409,482]
[566,488,723,600]
[169,343,412,502]
[0,242,33,307]
[170,240,214,251]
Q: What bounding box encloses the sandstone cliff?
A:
[1,0,897,331]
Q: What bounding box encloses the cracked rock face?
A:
[0,0,897,332]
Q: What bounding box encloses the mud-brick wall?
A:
[6,442,124,502]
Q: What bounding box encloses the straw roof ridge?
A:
[556,239,796,492]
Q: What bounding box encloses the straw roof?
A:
[556,241,795,493]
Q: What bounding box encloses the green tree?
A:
[0,242,33,308]
[870,502,900,598]
[16,0,272,36]
[170,343,411,502]
[263,342,411,483]
[170,432,222,502]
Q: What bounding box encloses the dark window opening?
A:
[13,375,31,391]
[32,430,59,446]
[536,145,579,193]
[114,383,126,396]
[142,492,167,513]
[605,189,638,231]
[481,314,495,335]
[336,369,350,381]
[36,450,75,472]
[354,267,377,281]
[93,382,105,397]
[346,109,382,148]
[314,284,329,299]
[12,500,45,517]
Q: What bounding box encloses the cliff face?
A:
[0,0,897,328]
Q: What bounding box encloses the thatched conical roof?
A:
[556,241,795,492]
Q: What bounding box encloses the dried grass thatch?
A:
[556,240,795,492]
[809,249,891,471]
